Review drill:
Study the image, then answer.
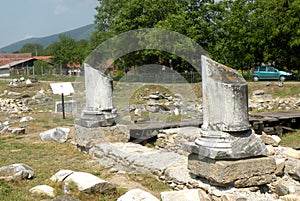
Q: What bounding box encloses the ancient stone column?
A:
[75,63,118,128]
[185,56,276,187]
[201,57,251,132]
[84,63,114,111]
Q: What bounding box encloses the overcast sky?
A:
[0,0,98,48]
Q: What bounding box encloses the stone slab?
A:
[64,171,116,194]
[89,142,186,175]
[74,124,130,147]
[188,154,276,187]
[161,189,209,201]
[55,100,78,114]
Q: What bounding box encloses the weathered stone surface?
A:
[25,79,32,85]
[52,195,80,201]
[55,100,78,114]
[188,154,276,187]
[252,90,265,96]
[0,163,34,181]
[283,148,300,159]
[89,142,186,175]
[117,189,159,201]
[274,181,291,196]
[156,127,201,155]
[76,110,118,128]
[29,185,55,197]
[185,130,267,159]
[84,63,114,110]
[201,55,251,132]
[20,116,34,122]
[279,194,300,201]
[39,127,70,143]
[51,170,115,194]
[50,170,74,182]
[64,172,116,194]
[9,127,26,135]
[285,158,300,181]
[260,133,281,146]
[274,157,286,176]
[75,124,130,147]
[161,189,210,201]
[76,63,118,128]
[264,145,275,156]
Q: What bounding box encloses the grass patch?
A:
[128,173,172,192]
[280,130,300,149]
[0,135,126,200]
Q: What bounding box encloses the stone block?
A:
[64,171,116,194]
[117,189,159,201]
[39,127,70,143]
[74,124,130,147]
[260,133,281,146]
[0,163,34,181]
[285,158,300,181]
[55,100,78,114]
[29,185,55,197]
[188,154,276,187]
[161,189,209,201]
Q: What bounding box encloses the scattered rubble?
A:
[0,98,31,113]
[249,89,300,111]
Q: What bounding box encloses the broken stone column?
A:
[185,56,276,187]
[76,63,118,128]
[75,64,129,147]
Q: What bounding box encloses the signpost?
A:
[50,82,75,119]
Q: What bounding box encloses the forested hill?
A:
[0,24,95,53]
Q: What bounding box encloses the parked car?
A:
[252,66,295,82]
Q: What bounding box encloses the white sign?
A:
[50,82,75,96]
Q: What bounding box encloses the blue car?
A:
[252,66,294,82]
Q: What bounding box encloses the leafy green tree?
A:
[33,60,52,75]
[92,0,300,73]
[19,43,45,56]
[46,35,89,68]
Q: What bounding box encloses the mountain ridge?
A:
[0,24,95,53]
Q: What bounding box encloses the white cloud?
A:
[54,4,70,15]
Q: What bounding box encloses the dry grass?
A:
[0,79,170,201]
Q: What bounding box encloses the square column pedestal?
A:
[75,110,130,147]
[188,154,276,188]
[184,129,277,188]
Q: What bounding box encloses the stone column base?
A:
[188,154,276,187]
[74,124,130,147]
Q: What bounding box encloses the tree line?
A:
[16,0,300,74]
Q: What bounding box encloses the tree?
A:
[33,60,52,75]
[19,43,45,56]
[46,35,89,68]
[92,0,300,73]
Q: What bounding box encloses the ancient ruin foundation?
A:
[185,56,277,187]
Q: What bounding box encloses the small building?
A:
[0,53,52,76]
[0,53,32,66]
